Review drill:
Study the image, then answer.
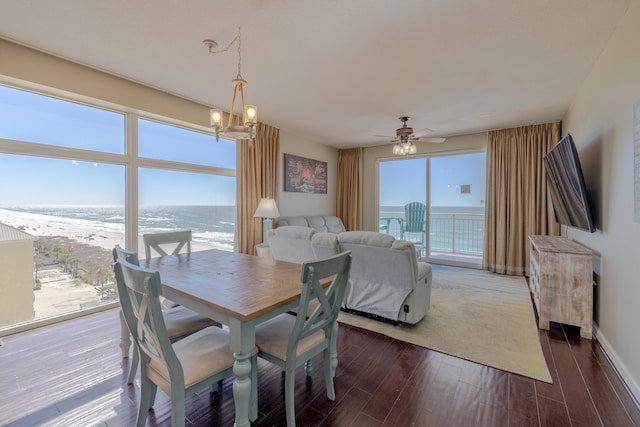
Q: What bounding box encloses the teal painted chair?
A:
[114,256,257,427]
[402,202,426,247]
[254,251,352,427]
[112,245,215,385]
[143,230,192,260]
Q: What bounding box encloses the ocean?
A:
[0,205,236,251]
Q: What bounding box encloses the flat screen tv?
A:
[544,133,596,233]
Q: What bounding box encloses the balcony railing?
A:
[379,212,484,257]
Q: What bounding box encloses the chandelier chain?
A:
[237,28,242,79]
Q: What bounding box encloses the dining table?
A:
[134,248,316,427]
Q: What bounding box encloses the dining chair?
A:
[143,230,192,260]
[254,251,352,427]
[112,245,216,385]
[114,257,258,427]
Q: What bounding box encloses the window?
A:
[138,118,235,168]
[138,168,236,252]
[0,83,235,329]
[0,85,124,153]
[377,151,486,267]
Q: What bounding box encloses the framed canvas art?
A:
[284,153,327,194]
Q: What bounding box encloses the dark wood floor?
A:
[1,307,638,427]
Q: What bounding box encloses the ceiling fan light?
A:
[409,144,417,154]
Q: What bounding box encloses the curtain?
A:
[336,148,362,231]
[484,122,561,275]
[236,122,279,255]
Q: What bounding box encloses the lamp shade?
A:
[254,198,280,219]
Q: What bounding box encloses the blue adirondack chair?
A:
[402,202,426,248]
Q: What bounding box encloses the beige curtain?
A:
[336,148,362,231]
[236,122,280,255]
[484,122,561,275]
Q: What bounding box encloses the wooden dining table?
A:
[139,248,310,427]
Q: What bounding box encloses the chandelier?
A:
[205,27,257,142]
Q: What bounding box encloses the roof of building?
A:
[0,222,37,242]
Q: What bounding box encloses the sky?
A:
[0,85,237,206]
[380,153,486,207]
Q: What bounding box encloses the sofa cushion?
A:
[337,230,395,247]
[276,215,345,233]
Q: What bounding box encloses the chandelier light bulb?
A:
[210,109,223,127]
[244,105,257,125]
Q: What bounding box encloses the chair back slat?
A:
[143,230,192,260]
[287,251,351,356]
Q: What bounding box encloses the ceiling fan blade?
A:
[412,127,435,137]
[374,134,396,139]
[412,137,446,143]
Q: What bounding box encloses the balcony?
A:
[380,211,484,265]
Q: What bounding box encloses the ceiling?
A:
[0,0,630,149]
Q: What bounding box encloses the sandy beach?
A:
[0,207,218,322]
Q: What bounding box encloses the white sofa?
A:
[266,227,432,324]
[276,215,346,233]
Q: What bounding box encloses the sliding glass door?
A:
[378,151,486,267]
[428,152,486,265]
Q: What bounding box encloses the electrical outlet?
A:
[404,304,409,313]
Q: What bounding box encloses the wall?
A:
[562,0,640,401]
[0,240,35,326]
[0,38,211,129]
[361,133,488,231]
[277,130,338,218]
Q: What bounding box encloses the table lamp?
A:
[254,197,280,247]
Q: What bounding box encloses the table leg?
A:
[229,319,257,427]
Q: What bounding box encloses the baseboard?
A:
[593,323,640,409]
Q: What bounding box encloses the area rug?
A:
[337,264,552,383]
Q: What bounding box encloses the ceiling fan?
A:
[380,116,446,155]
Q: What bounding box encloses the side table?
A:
[255,243,272,259]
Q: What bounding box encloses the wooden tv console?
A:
[528,235,593,339]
